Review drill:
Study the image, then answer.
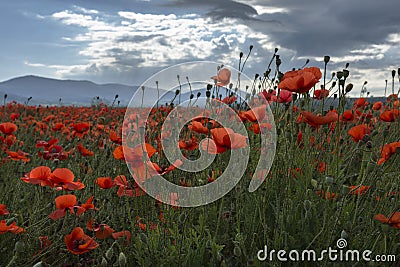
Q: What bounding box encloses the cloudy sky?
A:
[1,0,399,96]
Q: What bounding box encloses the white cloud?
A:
[42,9,276,81]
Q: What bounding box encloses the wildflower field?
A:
[1,52,400,266]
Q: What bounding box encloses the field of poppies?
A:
[1,54,400,266]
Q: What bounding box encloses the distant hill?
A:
[0,75,391,107]
[0,75,138,106]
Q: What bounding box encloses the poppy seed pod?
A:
[336,71,344,79]
[175,89,180,96]
[345,83,353,93]
[324,56,330,63]
[392,70,396,78]
[197,92,201,98]
[239,51,243,58]
[4,94,7,99]
[119,252,127,267]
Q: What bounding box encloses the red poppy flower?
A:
[78,196,97,214]
[374,212,400,229]
[201,127,247,154]
[380,110,399,122]
[239,105,267,122]
[76,143,94,156]
[64,227,99,255]
[49,194,78,220]
[50,168,75,184]
[179,137,199,150]
[114,175,145,197]
[300,110,338,127]
[0,204,9,215]
[21,166,52,186]
[354,98,367,109]
[110,130,122,145]
[188,121,209,134]
[349,185,370,195]
[377,142,400,165]
[278,67,322,94]
[313,89,329,100]
[96,177,114,189]
[0,122,18,135]
[372,101,383,111]
[6,150,30,162]
[86,218,115,239]
[342,110,354,122]
[348,124,369,142]
[211,68,231,87]
[112,230,131,245]
[0,220,25,234]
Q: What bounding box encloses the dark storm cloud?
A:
[170,0,400,58]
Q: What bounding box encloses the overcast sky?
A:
[1,0,399,96]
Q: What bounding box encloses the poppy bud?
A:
[4,94,7,99]
[197,92,201,98]
[190,94,194,99]
[336,71,343,79]
[6,217,16,226]
[105,246,113,260]
[345,83,353,93]
[392,70,396,78]
[206,240,212,249]
[342,185,351,195]
[139,232,148,243]
[275,47,279,53]
[216,253,223,262]
[276,57,281,66]
[175,89,180,96]
[33,262,44,267]
[14,241,25,256]
[324,56,330,63]
[303,200,312,211]
[206,91,211,98]
[325,176,334,185]
[100,257,108,267]
[249,45,253,51]
[234,245,242,257]
[366,141,372,149]
[343,69,350,79]
[341,230,349,240]
[119,252,127,267]
[345,62,350,69]
[179,212,186,223]
[115,94,119,99]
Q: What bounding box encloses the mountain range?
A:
[0,75,387,107]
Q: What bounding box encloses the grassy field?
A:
[0,63,400,266]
